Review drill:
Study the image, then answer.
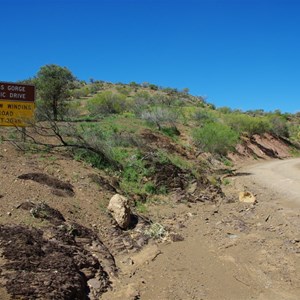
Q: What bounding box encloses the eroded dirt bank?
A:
[0,134,299,299]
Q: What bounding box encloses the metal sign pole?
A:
[22,127,26,142]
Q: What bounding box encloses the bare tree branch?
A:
[8,118,122,170]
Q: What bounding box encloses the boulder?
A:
[108,194,132,229]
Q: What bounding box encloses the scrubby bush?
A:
[288,123,300,141]
[144,223,166,239]
[115,85,132,96]
[193,122,239,156]
[89,82,103,94]
[141,107,179,132]
[224,113,270,136]
[149,84,159,90]
[66,101,81,119]
[217,106,232,114]
[245,109,266,116]
[87,91,127,115]
[132,91,152,115]
[193,109,216,125]
[71,88,89,99]
[268,116,289,137]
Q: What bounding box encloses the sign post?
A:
[0,82,35,127]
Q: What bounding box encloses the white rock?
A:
[108,194,132,229]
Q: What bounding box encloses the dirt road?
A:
[240,158,300,207]
[103,158,300,300]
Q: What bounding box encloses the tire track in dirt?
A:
[240,158,300,207]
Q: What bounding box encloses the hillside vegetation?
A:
[17,65,300,201]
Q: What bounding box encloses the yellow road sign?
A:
[0,100,35,127]
[0,82,35,127]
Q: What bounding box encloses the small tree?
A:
[36,64,75,121]
[182,88,189,95]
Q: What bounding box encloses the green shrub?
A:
[149,84,159,90]
[161,126,180,137]
[89,82,103,94]
[268,116,289,137]
[167,153,192,170]
[119,151,153,195]
[222,178,231,185]
[193,109,216,125]
[222,158,233,167]
[288,124,300,142]
[224,113,270,136]
[115,85,132,96]
[135,201,148,213]
[132,93,152,115]
[140,107,179,131]
[71,88,89,99]
[72,123,118,169]
[193,122,239,156]
[73,148,108,168]
[217,106,232,114]
[87,91,127,115]
[66,101,81,119]
[144,182,157,194]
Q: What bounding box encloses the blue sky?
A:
[1,0,300,113]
